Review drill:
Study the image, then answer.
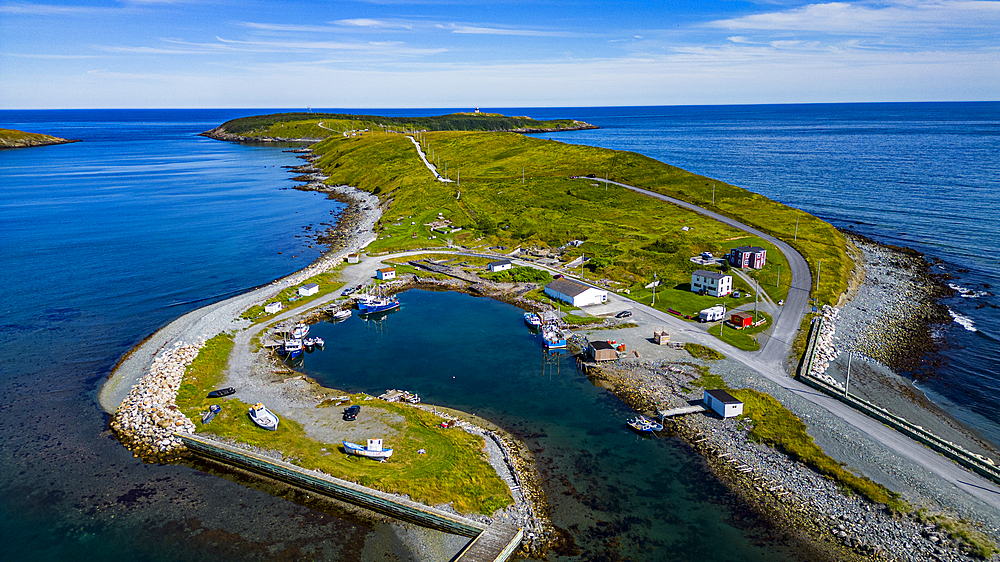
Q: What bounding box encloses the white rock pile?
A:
[110,341,203,462]
[809,306,845,391]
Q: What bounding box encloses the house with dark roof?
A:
[703,389,744,418]
[729,246,767,269]
[544,278,608,307]
[691,269,733,297]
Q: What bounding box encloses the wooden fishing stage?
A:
[656,404,707,418]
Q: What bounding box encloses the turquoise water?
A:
[303,289,806,561]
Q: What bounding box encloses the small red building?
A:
[730,311,753,329]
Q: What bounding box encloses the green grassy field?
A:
[707,311,773,351]
[310,130,851,307]
[176,334,511,514]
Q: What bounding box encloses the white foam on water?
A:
[948,308,977,332]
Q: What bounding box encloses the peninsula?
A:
[102,112,1000,561]
[0,127,79,149]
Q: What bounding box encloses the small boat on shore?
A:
[207,387,235,398]
[343,438,393,460]
[249,403,279,431]
[201,404,221,424]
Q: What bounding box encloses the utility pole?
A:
[817,259,822,292]
[776,263,781,289]
[794,217,799,241]
[845,352,852,396]
[712,183,716,206]
[522,167,525,185]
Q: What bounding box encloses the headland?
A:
[101,113,1000,561]
[0,127,79,149]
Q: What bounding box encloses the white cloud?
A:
[438,23,580,37]
[0,2,105,15]
[706,1,1000,35]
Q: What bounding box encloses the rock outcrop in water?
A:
[0,128,79,149]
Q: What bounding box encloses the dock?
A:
[453,522,524,562]
[656,404,707,418]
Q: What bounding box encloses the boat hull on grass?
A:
[343,439,393,460]
[249,403,279,431]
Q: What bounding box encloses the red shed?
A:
[730,311,753,329]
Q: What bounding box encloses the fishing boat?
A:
[524,312,542,328]
[249,403,279,431]
[283,338,303,358]
[303,337,315,351]
[201,404,221,424]
[332,309,351,321]
[343,438,393,460]
[291,322,309,339]
[207,387,235,398]
[312,336,325,349]
[541,324,567,349]
[360,295,400,314]
[627,415,663,433]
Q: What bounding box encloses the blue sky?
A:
[1,0,998,108]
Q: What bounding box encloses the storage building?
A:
[544,278,608,307]
[376,267,396,281]
[729,246,767,269]
[691,270,733,297]
[703,389,744,418]
[488,260,513,273]
[346,253,360,264]
[589,340,618,362]
[730,311,753,329]
[264,302,283,314]
[298,283,319,297]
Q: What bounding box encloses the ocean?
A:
[1,103,997,560]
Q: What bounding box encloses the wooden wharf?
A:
[453,522,524,562]
[656,404,707,418]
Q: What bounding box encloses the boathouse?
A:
[298,283,319,297]
[730,311,753,329]
[488,260,512,273]
[691,270,733,297]
[703,389,744,418]
[729,246,767,269]
[589,340,617,362]
[264,302,283,314]
[544,278,608,307]
[376,267,396,281]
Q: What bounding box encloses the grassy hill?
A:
[0,128,77,149]
[203,112,596,142]
[311,130,852,307]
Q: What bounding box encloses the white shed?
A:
[298,283,319,297]
[703,389,744,418]
[264,302,283,314]
[544,278,608,307]
[376,267,396,281]
[488,260,513,273]
[346,253,360,264]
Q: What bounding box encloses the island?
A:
[1,127,79,149]
[100,112,999,561]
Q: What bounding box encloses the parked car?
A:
[732,291,741,298]
[615,310,633,318]
[343,405,360,421]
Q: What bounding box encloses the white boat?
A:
[333,309,351,321]
[291,322,309,339]
[283,338,303,358]
[312,336,325,348]
[343,438,393,460]
[249,403,279,431]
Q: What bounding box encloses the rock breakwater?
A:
[110,341,204,462]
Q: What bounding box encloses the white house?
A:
[488,260,513,273]
[376,267,396,281]
[298,283,319,297]
[691,270,733,297]
[346,253,360,264]
[698,305,726,322]
[703,389,744,418]
[544,278,608,307]
[264,302,283,314]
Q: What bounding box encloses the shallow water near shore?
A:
[304,289,812,561]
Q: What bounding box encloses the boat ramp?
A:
[656,404,707,418]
